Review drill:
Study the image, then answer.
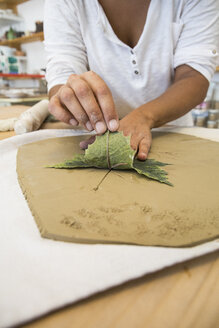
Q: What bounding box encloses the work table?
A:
[1,105,219,328]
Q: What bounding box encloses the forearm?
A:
[138,65,209,128]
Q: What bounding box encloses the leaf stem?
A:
[107,131,111,169]
[93,169,112,191]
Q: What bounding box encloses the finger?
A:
[81,71,119,132]
[49,95,77,125]
[67,75,107,134]
[58,85,94,131]
[137,136,152,161]
[129,131,145,152]
[130,133,141,152]
[80,136,96,150]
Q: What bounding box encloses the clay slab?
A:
[17,132,219,247]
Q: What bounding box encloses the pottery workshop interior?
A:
[0,1,219,327]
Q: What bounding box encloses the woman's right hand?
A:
[48,71,119,134]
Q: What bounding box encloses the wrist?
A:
[137,104,156,129]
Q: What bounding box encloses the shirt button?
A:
[212,49,217,54]
[130,50,134,54]
[132,60,136,65]
[134,70,139,75]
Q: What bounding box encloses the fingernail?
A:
[95,121,106,134]
[109,119,119,131]
[69,119,78,126]
[139,153,147,160]
[86,121,93,131]
[80,141,88,150]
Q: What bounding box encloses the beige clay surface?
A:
[17,132,219,247]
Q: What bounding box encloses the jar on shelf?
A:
[7,27,16,40]
[207,120,217,129]
[192,109,208,127]
[208,109,219,121]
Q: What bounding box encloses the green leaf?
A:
[133,159,173,186]
[48,131,173,186]
[84,131,135,169]
[47,154,90,169]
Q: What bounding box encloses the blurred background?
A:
[0,0,46,106]
[0,0,219,128]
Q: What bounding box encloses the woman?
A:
[44,0,219,160]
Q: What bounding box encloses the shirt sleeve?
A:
[174,0,219,82]
[44,0,88,92]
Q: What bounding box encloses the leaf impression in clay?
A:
[47,131,173,187]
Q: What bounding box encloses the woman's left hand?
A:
[119,107,153,161]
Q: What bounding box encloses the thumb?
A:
[79,136,96,150]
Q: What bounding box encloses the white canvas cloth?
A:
[0,127,219,328]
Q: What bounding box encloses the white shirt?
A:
[44,0,219,125]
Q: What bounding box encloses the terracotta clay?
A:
[17,132,219,247]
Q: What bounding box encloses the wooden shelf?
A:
[0,95,48,103]
[0,73,45,79]
[0,0,29,5]
[0,32,44,49]
[0,0,29,14]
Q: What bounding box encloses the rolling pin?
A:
[0,117,17,132]
[14,99,49,135]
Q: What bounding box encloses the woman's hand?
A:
[49,71,119,134]
[80,107,153,161]
[119,108,153,161]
